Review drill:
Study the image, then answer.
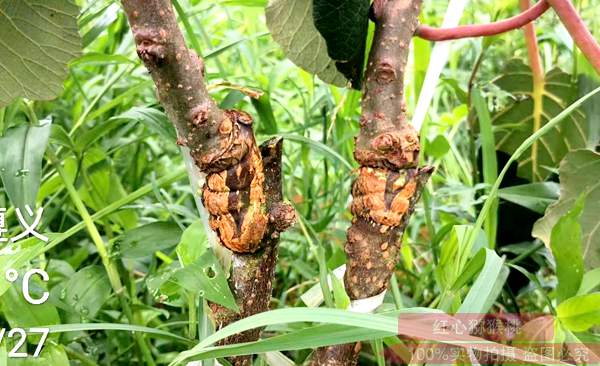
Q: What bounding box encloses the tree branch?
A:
[121,1,294,365]
[311,0,432,364]
[546,0,600,75]
[416,0,550,41]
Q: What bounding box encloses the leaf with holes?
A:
[493,59,588,182]
[533,150,600,270]
[0,0,81,107]
[313,0,369,88]
[148,250,238,312]
[266,0,347,87]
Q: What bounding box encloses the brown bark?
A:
[311,1,432,364]
[121,2,294,365]
[210,138,294,366]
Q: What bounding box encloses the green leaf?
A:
[116,221,183,259]
[473,88,498,247]
[0,283,60,342]
[11,344,69,366]
[265,0,347,87]
[458,248,507,314]
[533,150,600,270]
[110,106,177,141]
[0,121,51,212]
[251,93,278,135]
[557,293,600,332]
[493,60,588,181]
[45,322,193,345]
[550,195,585,303]
[499,182,559,214]
[171,307,559,365]
[578,268,600,295]
[330,273,350,310]
[65,147,138,229]
[149,250,238,312]
[276,133,354,171]
[0,0,81,106]
[312,0,369,88]
[53,265,112,319]
[426,135,451,159]
[176,220,208,266]
[0,238,45,297]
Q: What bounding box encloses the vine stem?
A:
[416,0,550,41]
[546,0,600,74]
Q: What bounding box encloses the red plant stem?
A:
[520,0,544,83]
[416,0,550,41]
[546,0,600,75]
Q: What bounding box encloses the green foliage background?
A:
[0,0,599,364]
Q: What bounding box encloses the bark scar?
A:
[201,110,268,253]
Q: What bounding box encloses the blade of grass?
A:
[462,86,600,263]
[46,148,156,366]
[472,88,498,248]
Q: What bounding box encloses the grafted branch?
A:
[311,0,432,364]
[121,1,294,365]
[416,0,550,41]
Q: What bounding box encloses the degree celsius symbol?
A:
[4,268,50,305]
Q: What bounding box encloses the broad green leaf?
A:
[265,0,347,87]
[578,268,600,295]
[493,60,588,181]
[313,0,369,88]
[0,0,81,106]
[52,265,112,319]
[0,283,60,342]
[0,238,45,297]
[0,120,51,213]
[115,221,183,259]
[176,220,208,266]
[426,135,451,159]
[149,250,238,312]
[499,182,559,214]
[550,196,585,303]
[557,293,600,332]
[533,150,600,269]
